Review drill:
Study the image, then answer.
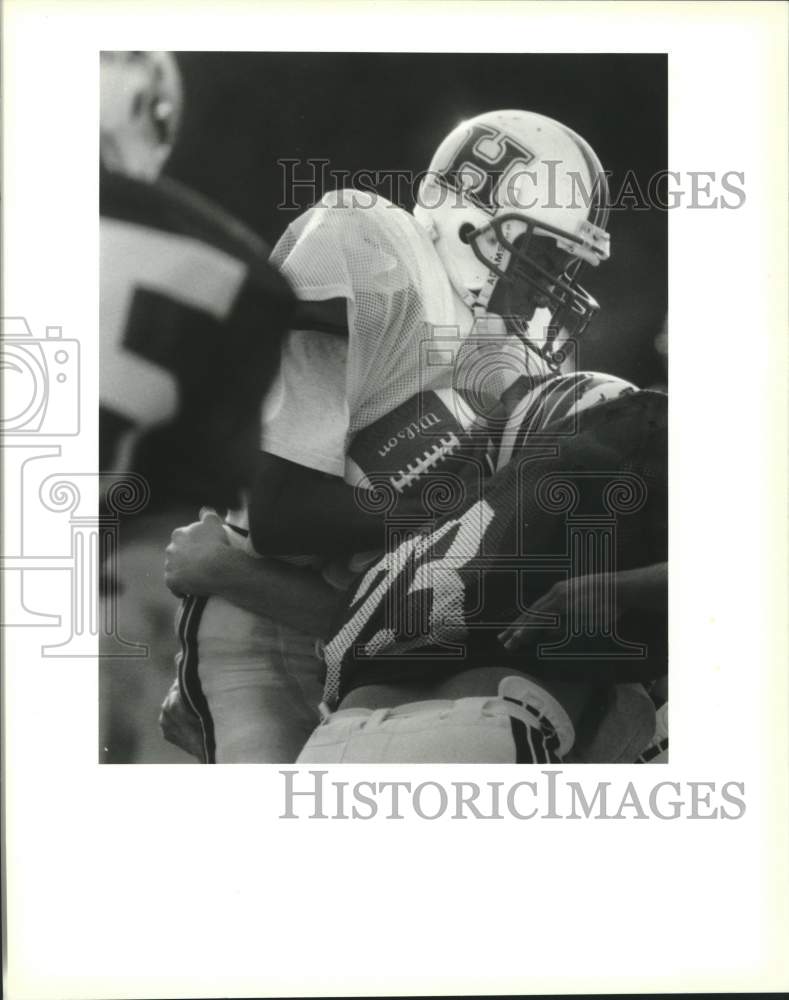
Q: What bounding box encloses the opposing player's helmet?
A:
[100,51,183,181]
[413,110,610,370]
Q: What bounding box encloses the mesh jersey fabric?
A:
[270,188,462,441]
[259,329,350,477]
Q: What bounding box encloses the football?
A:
[344,387,491,514]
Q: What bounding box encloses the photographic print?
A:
[98,51,669,767]
[3,3,787,998]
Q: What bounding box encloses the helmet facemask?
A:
[468,214,603,372]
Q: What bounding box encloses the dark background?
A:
[168,52,667,388]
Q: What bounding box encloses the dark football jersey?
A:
[322,389,668,702]
[100,169,295,511]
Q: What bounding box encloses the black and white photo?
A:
[98,51,669,767]
[3,3,787,997]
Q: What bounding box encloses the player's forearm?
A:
[249,476,421,556]
[210,546,345,636]
[245,449,428,556]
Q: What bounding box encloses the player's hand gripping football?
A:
[164,507,230,598]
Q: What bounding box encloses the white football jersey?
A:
[270,188,476,440]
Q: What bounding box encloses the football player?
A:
[100,51,293,497]
[163,109,653,763]
[297,387,667,764]
[99,51,295,762]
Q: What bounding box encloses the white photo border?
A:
[3,1,788,997]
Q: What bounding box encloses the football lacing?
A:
[390,431,460,493]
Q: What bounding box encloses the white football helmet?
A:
[414,109,611,370]
[100,51,183,181]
